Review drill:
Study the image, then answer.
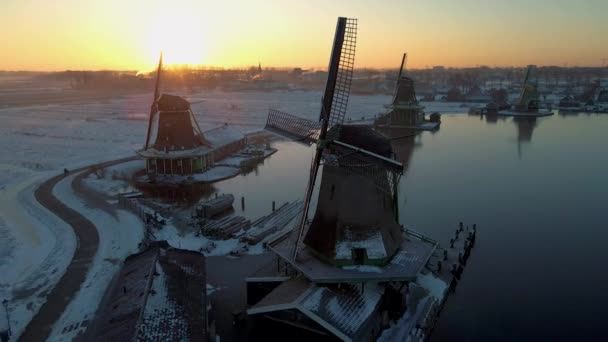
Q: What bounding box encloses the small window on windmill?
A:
[352,248,367,265]
[330,184,335,200]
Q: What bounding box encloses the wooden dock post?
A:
[272,201,276,212]
[241,196,245,211]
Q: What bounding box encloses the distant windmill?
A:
[138,52,215,176]
[265,17,404,264]
[374,53,432,129]
[514,65,540,112]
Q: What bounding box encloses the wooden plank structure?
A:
[241,201,303,245]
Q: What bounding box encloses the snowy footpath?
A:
[44,173,144,341]
[0,166,75,338]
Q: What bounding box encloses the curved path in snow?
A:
[19,156,136,341]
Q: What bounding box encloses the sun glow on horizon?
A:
[1,0,607,71]
[145,9,208,68]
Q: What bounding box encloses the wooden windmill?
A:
[265,17,404,266]
[514,65,540,112]
[138,53,212,176]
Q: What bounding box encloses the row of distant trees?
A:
[26,65,606,93]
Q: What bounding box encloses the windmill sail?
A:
[265,109,320,145]
[323,17,357,130]
[264,18,357,143]
[144,52,163,149]
[392,53,406,103]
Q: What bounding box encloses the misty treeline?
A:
[7,65,604,94]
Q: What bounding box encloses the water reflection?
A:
[513,116,538,158]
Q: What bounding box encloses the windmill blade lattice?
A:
[326,18,357,133]
[265,109,321,145]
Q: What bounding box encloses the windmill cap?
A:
[157,94,191,111]
[336,125,393,158]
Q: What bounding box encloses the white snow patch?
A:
[151,223,242,257]
[83,159,143,196]
[335,230,387,260]
[217,156,248,167]
[416,272,448,300]
[377,296,431,342]
[341,265,384,273]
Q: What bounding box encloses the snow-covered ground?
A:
[0,88,467,339]
[47,174,143,341]
[0,167,76,338]
[83,159,143,196]
[152,222,266,257]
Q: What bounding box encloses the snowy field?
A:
[0,87,467,339]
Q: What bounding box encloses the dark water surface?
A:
[210,112,608,341]
[407,113,608,341]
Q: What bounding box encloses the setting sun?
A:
[145,9,208,67]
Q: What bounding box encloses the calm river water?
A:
[205,111,608,341]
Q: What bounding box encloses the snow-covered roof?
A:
[204,124,245,148]
[90,242,208,342]
[248,280,383,342]
[335,230,387,260]
[301,283,382,339]
[143,248,208,341]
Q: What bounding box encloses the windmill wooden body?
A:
[514,65,540,112]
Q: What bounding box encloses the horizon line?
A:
[2,64,608,74]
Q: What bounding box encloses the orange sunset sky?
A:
[1,0,607,71]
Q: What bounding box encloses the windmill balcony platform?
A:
[268,229,438,284]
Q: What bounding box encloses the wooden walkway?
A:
[18,156,136,341]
